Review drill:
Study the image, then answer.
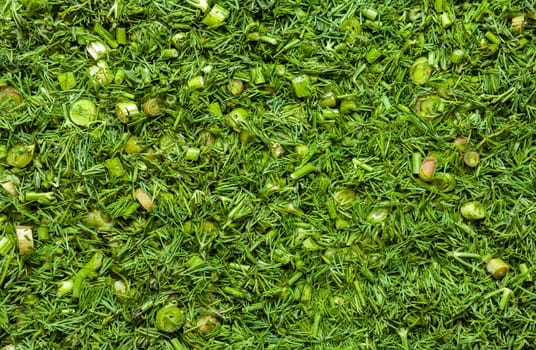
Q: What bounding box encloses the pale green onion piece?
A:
[416,94,444,119]
[291,75,312,98]
[89,60,113,86]
[334,188,356,206]
[155,305,185,333]
[460,201,486,220]
[202,4,229,27]
[104,157,125,177]
[87,41,108,60]
[70,99,97,126]
[135,188,156,212]
[115,101,139,122]
[366,208,389,224]
[185,148,201,161]
[16,225,34,255]
[187,76,205,89]
[226,108,249,132]
[290,163,316,180]
[58,72,76,90]
[7,144,35,168]
[409,57,432,85]
[486,258,509,279]
[463,151,480,168]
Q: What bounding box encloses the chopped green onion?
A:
[7,144,35,168]
[362,8,378,20]
[0,236,14,256]
[460,201,486,220]
[187,0,209,12]
[463,151,480,168]
[57,72,76,90]
[208,102,223,117]
[485,31,501,45]
[57,279,74,297]
[411,153,422,175]
[519,263,533,282]
[0,86,23,107]
[431,173,456,192]
[124,136,142,154]
[290,163,316,180]
[340,100,358,114]
[486,258,509,279]
[511,15,525,33]
[185,148,201,161]
[341,17,361,32]
[87,41,108,60]
[409,57,433,85]
[416,94,444,119]
[16,225,34,255]
[334,188,356,206]
[114,69,125,84]
[69,99,98,126]
[450,49,465,64]
[116,27,127,45]
[86,210,113,231]
[104,157,125,177]
[135,188,156,212]
[440,13,452,28]
[418,155,437,182]
[187,75,205,89]
[227,79,244,96]
[115,101,139,122]
[142,98,165,117]
[202,4,229,28]
[89,60,113,86]
[295,144,309,158]
[319,91,337,108]
[250,66,265,85]
[366,47,381,63]
[24,191,55,204]
[196,314,221,335]
[366,208,389,224]
[499,288,513,309]
[37,226,49,241]
[161,48,179,59]
[172,32,188,49]
[155,304,185,333]
[291,75,312,98]
[260,35,278,45]
[226,108,249,132]
[93,23,118,49]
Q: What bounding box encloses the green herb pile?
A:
[1,0,536,348]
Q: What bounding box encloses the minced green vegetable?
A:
[1,1,535,349]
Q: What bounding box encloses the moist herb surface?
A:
[1,1,535,349]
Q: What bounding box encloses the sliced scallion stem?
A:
[409,57,433,85]
[7,144,35,168]
[291,75,312,98]
[58,72,76,90]
[486,258,509,279]
[135,188,156,212]
[87,41,108,60]
[418,155,437,182]
[116,27,127,44]
[115,101,139,122]
[16,226,34,255]
[202,4,229,28]
[291,163,316,180]
[463,151,480,168]
[70,99,98,126]
[93,23,118,49]
[187,76,205,89]
[460,201,486,220]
